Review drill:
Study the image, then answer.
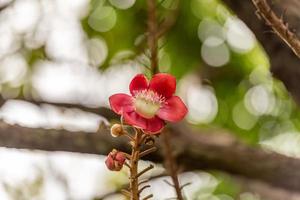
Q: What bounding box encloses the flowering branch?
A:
[128,129,143,199]
[251,0,300,58]
[146,0,184,199]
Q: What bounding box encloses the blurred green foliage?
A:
[80,0,300,148]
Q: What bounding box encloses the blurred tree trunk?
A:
[222,0,300,105]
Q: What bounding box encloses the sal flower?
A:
[109,73,188,134]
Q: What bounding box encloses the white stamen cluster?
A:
[133,89,165,104]
[133,89,165,119]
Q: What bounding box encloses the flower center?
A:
[133,90,165,119]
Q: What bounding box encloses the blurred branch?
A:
[147,0,184,199]
[156,3,180,38]
[222,0,300,105]
[251,0,300,58]
[1,108,300,192]
[161,130,184,200]
[0,0,14,12]
[236,175,300,200]
[147,0,159,75]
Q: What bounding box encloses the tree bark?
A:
[1,118,300,192]
[222,0,300,105]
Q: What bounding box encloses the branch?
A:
[147,0,159,75]
[2,116,300,192]
[222,0,300,105]
[146,0,184,199]
[161,130,184,200]
[251,0,300,58]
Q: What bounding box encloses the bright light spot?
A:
[150,172,218,199]
[88,6,117,32]
[187,86,218,124]
[0,100,47,128]
[0,23,21,59]
[42,104,108,132]
[201,37,230,67]
[0,149,112,200]
[32,60,141,107]
[0,100,108,132]
[244,84,275,116]
[10,0,40,34]
[46,18,88,63]
[54,0,89,19]
[0,53,27,87]
[86,37,108,67]
[225,17,256,53]
[180,75,218,124]
[180,172,219,200]
[249,67,272,85]
[109,0,135,9]
[198,18,224,43]
[232,102,258,130]
[260,132,300,157]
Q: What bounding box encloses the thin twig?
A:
[162,130,184,200]
[143,194,154,200]
[136,164,154,178]
[252,0,300,58]
[140,146,157,158]
[147,0,159,75]
[139,180,149,186]
[139,185,151,194]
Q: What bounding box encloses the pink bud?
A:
[105,149,126,171]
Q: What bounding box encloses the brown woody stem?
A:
[147,0,159,75]
[146,0,183,199]
[251,0,300,58]
[129,129,142,200]
[140,146,157,158]
[162,130,184,200]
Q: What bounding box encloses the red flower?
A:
[109,73,188,134]
[105,149,126,171]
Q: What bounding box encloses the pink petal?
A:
[144,117,165,134]
[157,96,188,122]
[105,156,114,170]
[115,152,126,164]
[149,73,176,98]
[129,74,149,96]
[109,94,134,115]
[123,111,147,129]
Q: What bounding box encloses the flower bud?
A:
[145,136,155,146]
[105,149,126,171]
[110,124,124,137]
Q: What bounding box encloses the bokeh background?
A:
[0,0,298,199]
